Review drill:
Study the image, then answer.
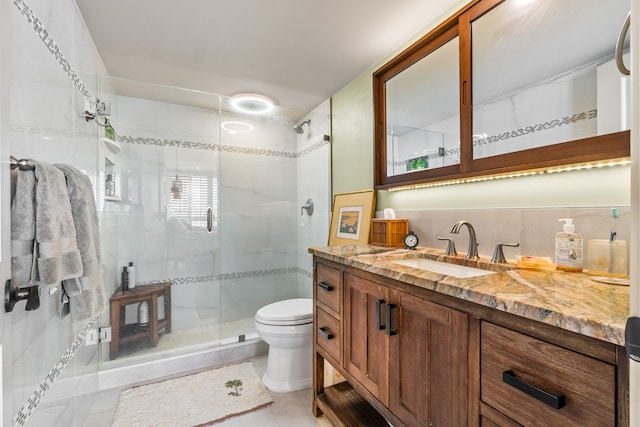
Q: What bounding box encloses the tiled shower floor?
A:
[112,317,260,361]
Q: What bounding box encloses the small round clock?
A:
[404,230,419,250]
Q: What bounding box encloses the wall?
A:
[296,99,332,297]
[2,0,110,425]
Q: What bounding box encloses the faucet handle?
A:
[491,242,520,263]
[437,236,457,256]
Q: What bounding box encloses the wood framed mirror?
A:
[374,0,630,190]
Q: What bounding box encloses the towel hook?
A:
[4,280,40,312]
[10,156,35,171]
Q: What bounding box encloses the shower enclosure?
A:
[97,76,330,365]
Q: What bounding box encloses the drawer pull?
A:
[376,299,385,330]
[386,303,397,336]
[318,327,334,340]
[502,370,566,409]
[318,282,334,291]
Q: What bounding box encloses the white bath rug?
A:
[111,361,273,426]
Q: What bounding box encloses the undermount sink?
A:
[392,258,497,279]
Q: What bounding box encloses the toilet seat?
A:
[255,298,312,326]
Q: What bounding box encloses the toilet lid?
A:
[255,298,313,326]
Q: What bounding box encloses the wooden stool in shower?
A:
[109,282,172,359]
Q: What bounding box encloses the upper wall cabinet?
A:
[374,0,631,189]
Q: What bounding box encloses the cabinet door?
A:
[388,289,468,427]
[344,273,390,405]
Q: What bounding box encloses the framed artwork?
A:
[328,190,376,246]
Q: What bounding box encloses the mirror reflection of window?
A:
[385,36,460,178]
[471,0,630,160]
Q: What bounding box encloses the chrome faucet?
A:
[450,220,479,259]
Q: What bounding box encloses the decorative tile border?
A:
[473,109,597,147]
[12,317,100,427]
[137,266,312,287]
[12,0,92,100]
[392,108,597,167]
[119,134,329,159]
[297,135,331,158]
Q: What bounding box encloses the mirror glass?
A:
[385,36,460,177]
[471,0,630,160]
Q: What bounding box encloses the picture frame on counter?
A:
[328,189,376,246]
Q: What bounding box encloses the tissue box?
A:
[370,219,409,247]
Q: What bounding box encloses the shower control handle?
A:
[300,199,314,216]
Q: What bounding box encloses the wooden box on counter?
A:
[370,219,408,247]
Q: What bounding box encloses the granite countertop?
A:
[309,245,630,346]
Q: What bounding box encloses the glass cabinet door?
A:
[471,0,630,160]
[384,35,460,179]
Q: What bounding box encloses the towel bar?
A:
[9,156,35,170]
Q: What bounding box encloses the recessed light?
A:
[231,94,274,114]
[221,121,254,134]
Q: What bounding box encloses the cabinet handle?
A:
[616,12,631,76]
[318,282,334,291]
[318,327,334,340]
[376,299,385,330]
[386,303,397,336]
[502,370,566,409]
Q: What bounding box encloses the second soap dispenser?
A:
[555,218,583,272]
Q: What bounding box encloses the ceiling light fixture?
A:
[230,94,274,114]
[221,121,254,134]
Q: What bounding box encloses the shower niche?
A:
[102,139,120,202]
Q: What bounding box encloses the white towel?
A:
[56,164,106,321]
[11,160,83,287]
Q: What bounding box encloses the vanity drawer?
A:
[316,263,341,315]
[316,307,340,363]
[480,321,615,426]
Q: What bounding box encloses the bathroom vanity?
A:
[310,246,629,426]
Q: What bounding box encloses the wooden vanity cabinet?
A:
[315,262,342,368]
[316,258,469,426]
[344,271,469,426]
[343,272,390,405]
[480,321,617,426]
[312,256,629,426]
[387,288,468,427]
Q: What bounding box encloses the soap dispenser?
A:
[104,118,115,140]
[555,218,583,272]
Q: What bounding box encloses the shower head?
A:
[293,119,311,134]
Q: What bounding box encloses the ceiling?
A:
[75,0,460,114]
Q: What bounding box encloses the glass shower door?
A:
[217,97,301,344]
[98,77,223,364]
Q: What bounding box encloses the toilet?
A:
[254,298,313,392]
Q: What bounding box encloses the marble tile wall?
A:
[296,100,332,298]
[392,206,630,263]
[3,0,109,425]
